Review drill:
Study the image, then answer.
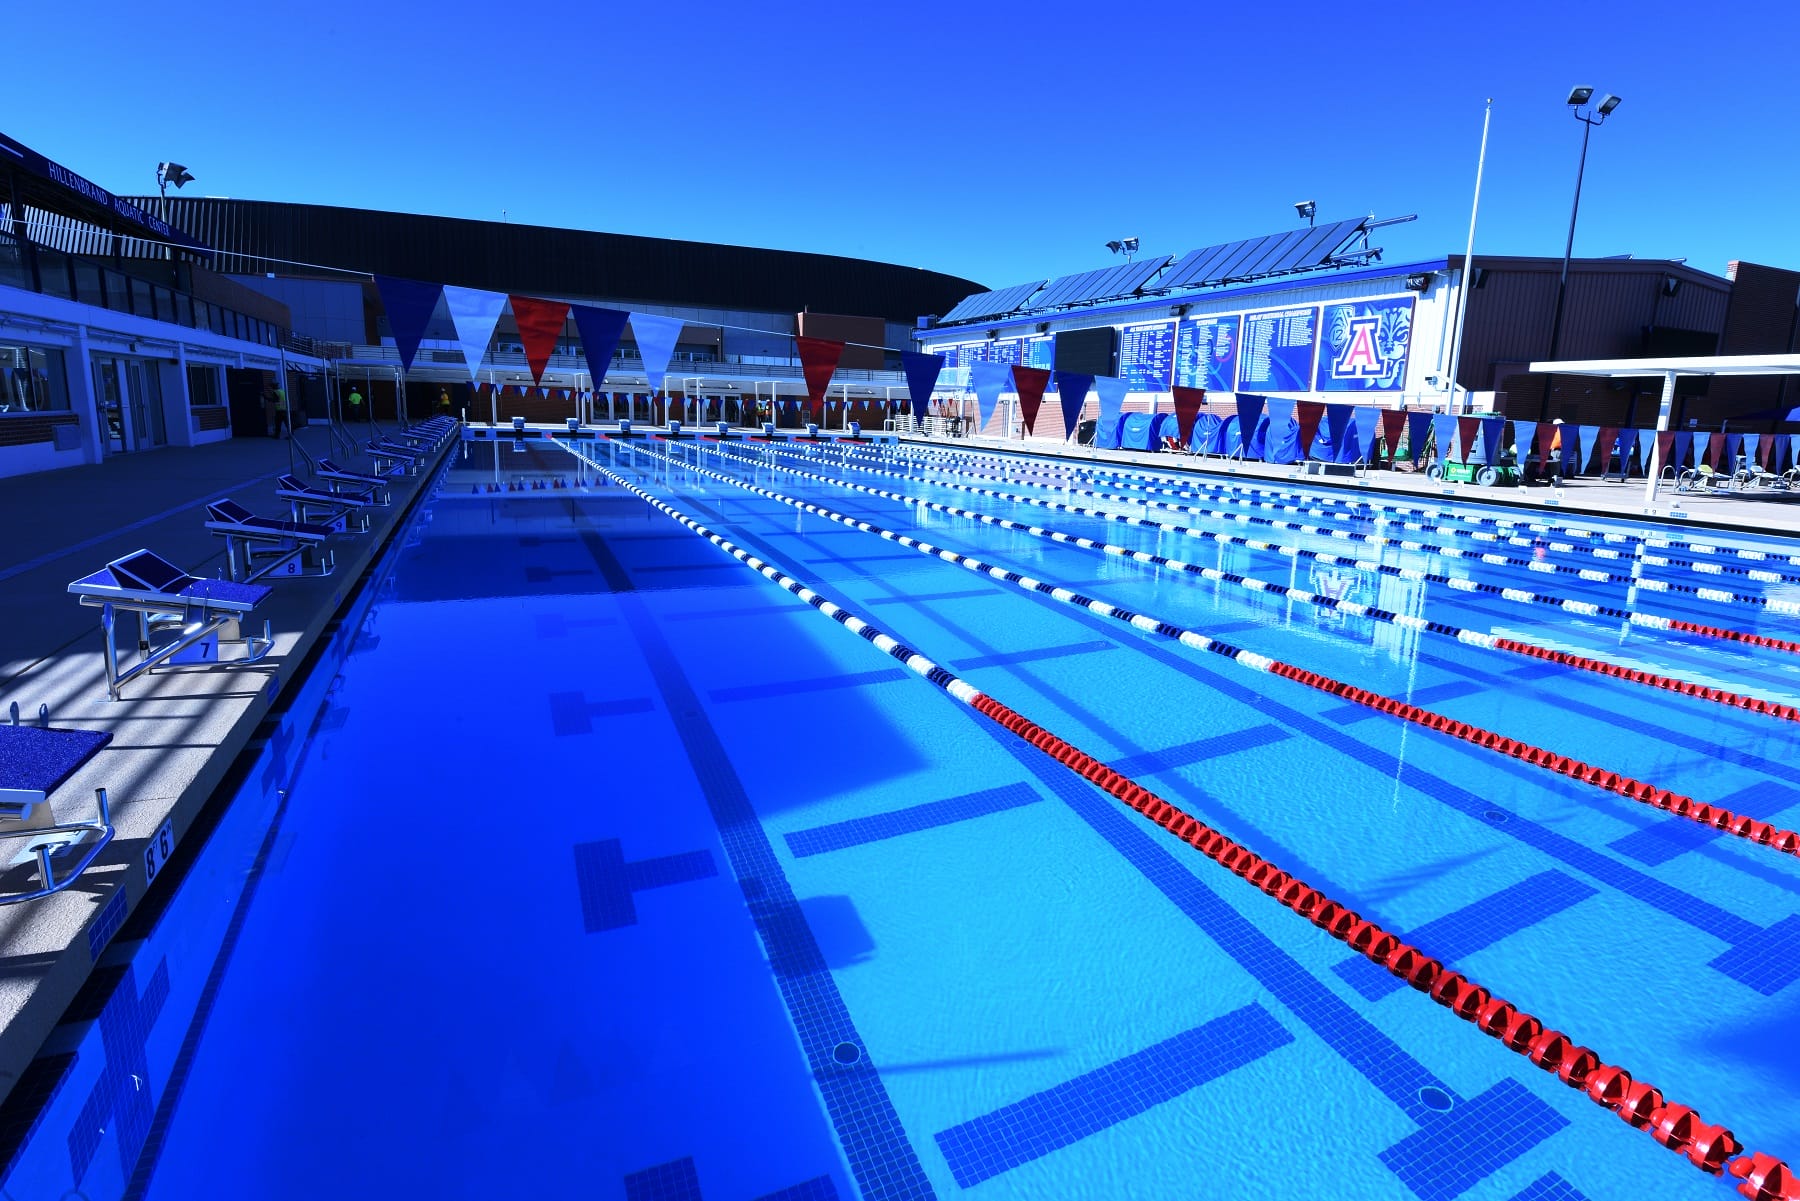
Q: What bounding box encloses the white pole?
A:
[1446,99,1493,416]
[1643,370,1678,506]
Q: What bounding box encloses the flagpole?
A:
[1445,99,1492,417]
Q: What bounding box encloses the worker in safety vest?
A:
[348,386,365,421]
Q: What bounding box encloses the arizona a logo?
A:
[1333,315,1384,379]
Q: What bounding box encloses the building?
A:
[914,214,1800,437]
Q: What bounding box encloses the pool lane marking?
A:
[639,440,1800,861]
[554,437,1784,1191]
[744,441,1798,618]
[793,440,1800,592]
[877,441,1800,569]
[695,443,1800,726]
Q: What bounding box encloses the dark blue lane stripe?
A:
[1334,872,1599,1002]
[708,668,909,704]
[933,1004,1293,1187]
[568,502,936,1201]
[786,784,1043,858]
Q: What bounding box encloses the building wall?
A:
[0,285,292,479]
[1709,261,1800,417]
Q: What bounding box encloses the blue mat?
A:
[0,725,112,799]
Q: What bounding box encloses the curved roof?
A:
[117,197,984,322]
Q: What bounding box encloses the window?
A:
[103,270,129,313]
[0,345,71,413]
[129,277,154,318]
[187,362,222,408]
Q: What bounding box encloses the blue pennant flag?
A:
[902,351,945,420]
[1235,394,1266,456]
[1093,376,1128,446]
[631,313,685,394]
[442,286,508,381]
[373,276,443,373]
[970,361,1012,434]
[571,305,631,387]
[1406,410,1434,464]
[1511,420,1537,464]
[1054,371,1094,440]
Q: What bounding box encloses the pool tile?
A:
[933,1004,1293,1188]
[573,839,718,933]
[952,640,1115,671]
[753,1176,840,1201]
[785,783,1042,859]
[1709,912,1800,995]
[68,960,170,1187]
[1333,872,1598,1002]
[1507,1173,1592,1201]
[624,1156,703,1201]
[707,668,908,704]
[1108,723,1289,777]
[1377,1079,1569,1201]
[549,692,655,736]
[1322,681,1485,725]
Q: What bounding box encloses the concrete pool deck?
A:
[1,416,1797,1117]
[0,422,450,1108]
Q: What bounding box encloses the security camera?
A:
[1425,374,1444,388]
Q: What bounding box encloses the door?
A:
[96,359,126,454]
[126,360,166,449]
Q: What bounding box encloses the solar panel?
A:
[941,290,996,322]
[1110,255,1172,297]
[1236,228,1313,278]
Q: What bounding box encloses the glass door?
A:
[126,360,166,448]
[96,358,126,454]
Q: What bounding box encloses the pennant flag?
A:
[1671,430,1692,470]
[970,361,1012,434]
[1432,413,1459,462]
[797,336,846,421]
[1407,410,1434,464]
[442,286,508,381]
[1743,432,1761,468]
[1235,394,1266,456]
[1617,428,1641,474]
[1510,420,1537,464]
[511,295,570,385]
[902,351,946,420]
[1263,398,1297,462]
[1379,408,1407,458]
[1594,425,1621,473]
[1476,415,1505,466]
[1574,425,1600,474]
[630,313,686,395]
[373,276,443,373]
[1012,366,1051,435]
[1536,422,1558,469]
[571,305,631,388]
[1350,407,1379,463]
[1324,404,1355,462]
[1171,386,1207,446]
[1656,431,1678,473]
[1456,416,1482,463]
[1094,376,1129,447]
[1296,401,1327,458]
[1055,371,1094,440]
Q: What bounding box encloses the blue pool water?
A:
[27,434,1800,1201]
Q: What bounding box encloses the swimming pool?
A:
[14,433,1799,1201]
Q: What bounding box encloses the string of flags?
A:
[371,273,1141,424]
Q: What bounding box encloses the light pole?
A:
[1541,86,1620,418]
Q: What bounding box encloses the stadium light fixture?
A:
[154,162,195,199]
[1294,200,1316,226]
[1542,86,1622,420]
[1106,237,1139,261]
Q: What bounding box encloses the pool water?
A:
[56,436,1800,1200]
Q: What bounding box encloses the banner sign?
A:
[901,351,946,420]
[1174,315,1241,393]
[1118,320,1176,391]
[1054,371,1093,439]
[1237,306,1318,392]
[1315,296,1414,392]
[441,286,508,381]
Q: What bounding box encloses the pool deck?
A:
[0,423,449,1108]
[0,418,1795,1114]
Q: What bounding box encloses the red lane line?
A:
[1666,619,1800,655]
[1491,638,1800,722]
[961,691,1787,1189]
[1259,660,1800,858]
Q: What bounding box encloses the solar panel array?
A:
[935,218,1371,326]
[1156,217,1364,293]
[940,279,1050,323]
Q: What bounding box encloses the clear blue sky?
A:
[13,0,1799,294]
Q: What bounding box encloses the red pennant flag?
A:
[1379,409,1407,458]
[1457,416,1481,461]
[1296,401,1326,458]
[1171,386,1207,446]
[1594,425,1620,473]
[1536,422,1558,465]
[510,295,570,386]
[1655,431,1677,470]
[1012,366,1051,434]
[796,336,846,422]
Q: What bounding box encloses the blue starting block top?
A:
[0,725,112,808]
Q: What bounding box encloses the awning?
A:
[0,130,212,257]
